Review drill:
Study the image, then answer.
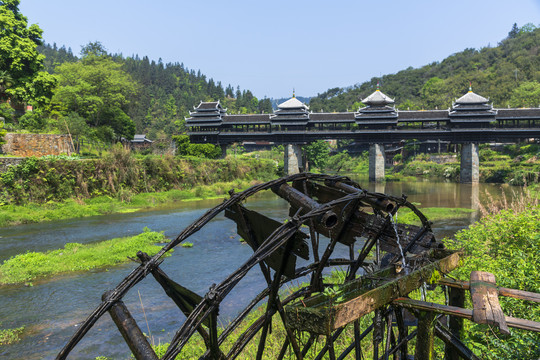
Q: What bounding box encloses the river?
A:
[0,180,516,359]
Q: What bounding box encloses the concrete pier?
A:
[369,144,385,182]
[284,144,304,175]
[460,143,479,183]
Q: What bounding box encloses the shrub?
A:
[445,206,540,359]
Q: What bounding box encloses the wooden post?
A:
[394,307,408,360]
[446,286,465,360]
[373,310,383,360]
[470,271,509,334]
[415,311,435,360]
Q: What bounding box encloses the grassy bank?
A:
[0,228,168,285]
[397,206,475,225]
[0,147,278,205]
[0,178,261,227]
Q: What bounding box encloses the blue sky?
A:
[19,0,540,99]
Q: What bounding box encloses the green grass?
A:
[0,179,260,228]
[0,325,24,345]
[0,228,169,285]
[397,207,475,225]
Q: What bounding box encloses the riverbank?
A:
[0,228,168,285]
[0,178,262,227]
[0,148,278,205]
[0,148,279,227]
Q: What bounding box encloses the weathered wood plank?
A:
[284,250,461,335]
[393,298,540,333]
[439,277,540,303]
[470,271,509,334]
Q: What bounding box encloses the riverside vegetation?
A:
[0,146,278,227]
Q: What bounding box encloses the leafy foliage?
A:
[0,325,24,345]
[0,149,277,205]
[0,119,6,145]
[303,140,330,170]
[445,206,540,359]
[173,135,222,159]
[0,0,56,104]
[38,42,273,143]
[52,48,138,141]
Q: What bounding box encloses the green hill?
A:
[37,42,272,142]
[309,23,540,112]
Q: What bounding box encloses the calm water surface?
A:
[0,180,517,359]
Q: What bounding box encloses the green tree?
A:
[0,70,13,100]
[509,81,540,107]
[0,118,6,145]
[303,140,330,170]
[173,135,221,159]
[421,77,450,109]
[0,0,56,104]
[507,23,520,39]
[52,49,138,140]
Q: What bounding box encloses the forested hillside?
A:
[309,23,540,112]
[36,42,273,143]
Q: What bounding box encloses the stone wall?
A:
[1,133,73,157]
[0,157,23,173]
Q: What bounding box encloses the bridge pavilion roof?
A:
[186,100,227,127]
[271,95,310,124]
[277,96,309,110]
[361,89,395,106]
[355,89,398,125]
[449,88,497,124]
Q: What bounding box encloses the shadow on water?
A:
[0,181,523,359]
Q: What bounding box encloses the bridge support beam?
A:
[284,144,304,175]
[460,143,479,183]
[369,144,385,182]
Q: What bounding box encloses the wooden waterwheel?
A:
[56,173,487,359]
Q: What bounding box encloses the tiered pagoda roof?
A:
[354,88,398,125]
[270,95,310,125]
[448,88,497,124]
[185,100,227,127]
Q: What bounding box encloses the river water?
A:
[0,180,516,359]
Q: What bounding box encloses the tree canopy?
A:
[52,48,138,140]
[0,0,55,104]
[39,43,274,142]
[303,140,330,170]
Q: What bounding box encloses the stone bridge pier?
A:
[284,144,305,175]
[460,143,479,183]
[369,144,385,182]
